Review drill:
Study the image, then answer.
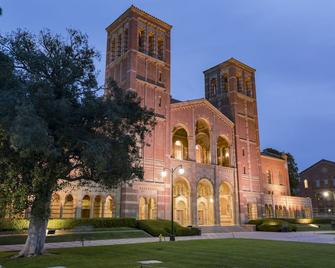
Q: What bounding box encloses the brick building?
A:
[298,159,335,216]
[49,6,312,224]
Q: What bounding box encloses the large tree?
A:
[0,29,155,256]
[262,148,299,194]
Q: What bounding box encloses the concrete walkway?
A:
[1,231,335,252]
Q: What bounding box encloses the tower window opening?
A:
[157,38,164,60]
[210,78,217,96]
[138,30,145,52]
[158,71,163,82]
[124,28,128,53]
[111,38,116,61]
[158,96,162,107]
[117,34,122,57]
[148,33,155,56]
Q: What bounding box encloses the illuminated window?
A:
[217,137,230,167]
[138,30,145,52]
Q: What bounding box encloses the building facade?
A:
[298,159,335,217]
[49,6,312,225]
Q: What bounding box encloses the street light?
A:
[161,164,184,241]
[323,191,330,198]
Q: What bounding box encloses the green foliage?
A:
[136,219,201,237]
[0,29,155,218]
[263,148,299,195]
[248,219,297,232]
[0,218,137,231]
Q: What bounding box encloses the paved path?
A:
[1,231,335,252]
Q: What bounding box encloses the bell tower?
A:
[204,58,263,222]
[105,6,172,218]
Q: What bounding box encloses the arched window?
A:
[50,194,61,219]
[246,78,253,97]
[81,195,91,218]
[210,78,217,96]
[304,179,309,189]
[157,37,164,60]
[93,196,102,218]
[148,33,155,56]
[221,74,228,92]
[138,29,145,52]
[63,195,74,219]
[124,28,128,53]
[104,196,113,218]
[195,119,210,164]
[172,127,188,160]
[247,203,257,220]
[217,137,230,167]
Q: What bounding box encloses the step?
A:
[200,225,254,233]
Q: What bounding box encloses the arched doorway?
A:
[195,119,210,164]
[93,196,102,218]
[197,178,214,225]
[63,194,74,218]
[174,177,191,226]
[81,195,91,218]
[219,182,234,225]
[104,196,113,218]
[50,193,61,219]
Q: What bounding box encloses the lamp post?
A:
[161,164,184,241]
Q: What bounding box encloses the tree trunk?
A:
[18,197,51,257]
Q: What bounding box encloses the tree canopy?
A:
[0,29,155,256]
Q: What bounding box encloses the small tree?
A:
[0,29,155,256]
[262,148,299,194]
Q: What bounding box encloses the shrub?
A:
[0,218,137,231]
[248,219,296,232]
[136,219,201,237]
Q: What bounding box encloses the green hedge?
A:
[248,218,334,225]
[248,219,297,232]
[0,218,137,231]
[136,219,201,237]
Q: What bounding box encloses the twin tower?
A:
[105,6,264,223]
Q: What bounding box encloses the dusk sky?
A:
[1,0,334,171]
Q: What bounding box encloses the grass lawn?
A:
[0,228,150,245]
[1,239,335,268]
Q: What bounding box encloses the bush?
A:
[248,219,297,232]
[136,219,201,237]
[0,218,137,231]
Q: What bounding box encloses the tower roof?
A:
[203,57,256,74]
[106,5,172,31]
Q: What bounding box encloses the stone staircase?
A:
[200,225,255,233]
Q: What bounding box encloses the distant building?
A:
[47,5,312,224]
[298,159,335,216]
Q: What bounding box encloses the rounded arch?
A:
[195,118,211,164]
[219,181,234,225]
[81,195,91,219]
[217,136,230,167]
[63,194,74,219]
[197,178,214,225]
[172,125,189,160]
[50,193,61,219]
[104,195,114,218]
[138,196,147,220]
[174,176,191,226]
[93,195,102,218]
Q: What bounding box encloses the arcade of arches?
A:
[138,197,157,220]
[195,119,210,164]
[49,194,114,219]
